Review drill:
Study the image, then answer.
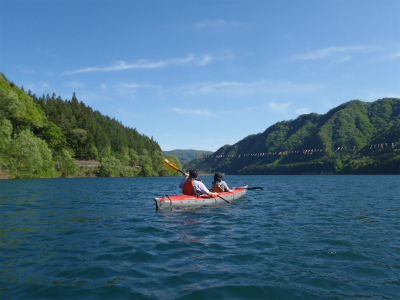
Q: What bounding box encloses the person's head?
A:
[214,172,223,183]
[189,169,198,179]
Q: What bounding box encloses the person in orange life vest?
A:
[212,172,234,193]
[179,169,218,196]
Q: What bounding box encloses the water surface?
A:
[1,175,399,299]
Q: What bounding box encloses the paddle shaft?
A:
[217,195,231,203]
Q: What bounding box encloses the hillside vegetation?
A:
[163,149,213,163]
[0,73,182,178]
[185,99,400,175]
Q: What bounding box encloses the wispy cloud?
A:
[62,54,214,75]
[382,50,400,61]
[389,51,400,59]
[369,49,400,62]
[116,82,160,90]
[174,80,323,95]
[269,101,292,113]
[173,108,213,117]
[115,108,142,119]
[194,19,242,29]
[335,55,352,63]
[101,82,161,100]
[20,67,35,74]
[65,81,85,89]
[295,107,311,115]
[292,45,368,61]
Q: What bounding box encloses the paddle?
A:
[162,158,231,203]
[235,187,264,190]
[163,158,185,175]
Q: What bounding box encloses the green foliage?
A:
[8,130,55,178]
[54,149,77,176]
[99,156,125,177]
[37,121,66,150]
[0,117,12,154]
[0,72,179,179]
[163,149,213,163]
[0,81,47,132]
[189,98,400,175]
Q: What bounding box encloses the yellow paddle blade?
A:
[163,158,179,172]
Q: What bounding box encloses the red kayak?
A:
[154,185,248,210]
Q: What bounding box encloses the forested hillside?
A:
[0,73,182,178]
[185,99,400,175]
[163,149,213,163]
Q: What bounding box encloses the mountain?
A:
[185,99,400,175]
[163,149,213,163]
[0,73,178,178]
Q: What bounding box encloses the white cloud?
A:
[174,80,323,96]
[115,108,142,119]
[335,55,352,63]
[369,49,400,62]
[197,55,213,66]
[390,51,400,59]
[173,108,213,117]
[194,19,242,29]
[295,108,311,115]
[292,45,367,61]
[20,68,35,74]
[269,101,292,113]
[65,81,85,89]
[62,53,214,75]
[365,91,400,101]
[102,82,161,100]
[320,99,342,110]
[29,81,50,93]
[117,82,160,90]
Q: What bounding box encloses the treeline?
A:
[162,149,214,163]
[0,73,182,178]
[185,99,400,175]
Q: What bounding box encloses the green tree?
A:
[129,149,139,166]
[37,121,66,150]
[140,163,157,177]
[0,117,12,155]
[54,149,77,176]
[9,130,54,178]
[98,156,123,177]
[0,86,47,132]
[67,128,98,160]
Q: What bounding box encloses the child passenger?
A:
[212,172,234,193]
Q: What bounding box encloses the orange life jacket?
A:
[182,178,202,195]
[212,183,222,193]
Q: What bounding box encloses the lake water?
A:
[1,175,399,300]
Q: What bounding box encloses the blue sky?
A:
[1,0,399,152]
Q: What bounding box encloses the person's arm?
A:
[207,191,218,197]
[179,173,189,188]
[197,181,218,196]
[222,181,234,193]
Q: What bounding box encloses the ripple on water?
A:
[1,175,399,300]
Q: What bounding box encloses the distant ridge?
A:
[163,149,213,163]
[185,98,400,175]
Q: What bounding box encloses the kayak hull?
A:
[154,185,248,211]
